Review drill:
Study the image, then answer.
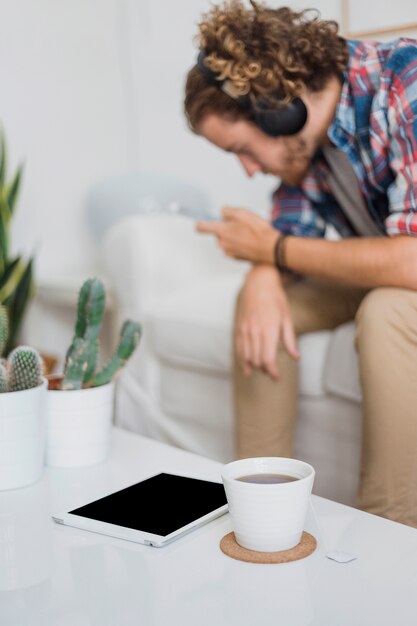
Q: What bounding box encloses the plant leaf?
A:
[0,132,6,188]
[0,258,20,291]
[0,258,26,303]
[0,214,8,274]
[6,165,23,216]
[3,258,34,353]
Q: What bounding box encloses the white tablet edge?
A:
[52,503,228,547]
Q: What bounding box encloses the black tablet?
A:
[52,472,228,547]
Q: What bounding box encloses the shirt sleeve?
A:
[385,52,417,236]
[271,183,326,238]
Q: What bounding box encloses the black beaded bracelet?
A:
[274,234,291,273]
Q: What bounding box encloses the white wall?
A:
[4,0,416,283]
[0,0,131,279]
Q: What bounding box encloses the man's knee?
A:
[356,288,390,324]
[355,287,417,351]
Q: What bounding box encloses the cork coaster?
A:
[220,531,317,564]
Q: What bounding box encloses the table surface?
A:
[2,428,417,626]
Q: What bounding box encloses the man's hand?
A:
[197,207,279,265]
[236,265,300,381]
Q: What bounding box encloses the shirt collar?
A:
[327,40,358,148]
[326,67,356,148]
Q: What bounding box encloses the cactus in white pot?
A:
[0,305,47,490]
[0,304,44,391]
[46,277,142,467]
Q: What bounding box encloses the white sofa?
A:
[102,214,364,507]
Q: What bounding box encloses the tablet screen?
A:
[69,473,227,537]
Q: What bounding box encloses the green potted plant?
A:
[0,130,34,354]
[0,305,46,490]
[46,277,142,467]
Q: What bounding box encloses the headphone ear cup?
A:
[253,97,308,136]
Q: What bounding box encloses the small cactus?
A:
[0,304,9,356]
[62,338,91,390]
[75,278,105,342]
[7,346,44,392]
[83,337,99,385]
[63,278,105,389]
[0,309,44,393]
[91,321,142,387]
[0,359,8,392]
[61,278,142,390]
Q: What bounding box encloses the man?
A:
[184,0,417,527]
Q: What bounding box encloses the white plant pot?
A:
[46,381,115,467]
[0,380,47,491]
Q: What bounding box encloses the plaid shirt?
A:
[271,38,417,238]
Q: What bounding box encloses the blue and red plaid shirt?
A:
[271,38,417,238]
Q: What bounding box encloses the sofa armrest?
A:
[101,214,249,320]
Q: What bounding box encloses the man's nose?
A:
[237,154,261,177]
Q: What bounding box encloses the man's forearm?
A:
[283,235,417,290]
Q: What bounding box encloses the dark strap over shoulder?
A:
[321,146,384,237]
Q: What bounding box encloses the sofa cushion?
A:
[323,322,361,403]
[151,276,335,397]
[298,330,333,397]
[151,275,242,375]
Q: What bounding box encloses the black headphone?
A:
[196,50,307,137]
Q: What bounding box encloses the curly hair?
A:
[184,0,349,133]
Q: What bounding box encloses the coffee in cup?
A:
[237,473,299,484]
[221,457,315,552]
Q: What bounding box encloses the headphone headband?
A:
[196,50,307,137]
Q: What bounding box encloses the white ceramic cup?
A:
[221,457,315,552]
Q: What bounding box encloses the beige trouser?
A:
[234,278,417,527]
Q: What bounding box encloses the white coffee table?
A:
[2,427,417,626]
